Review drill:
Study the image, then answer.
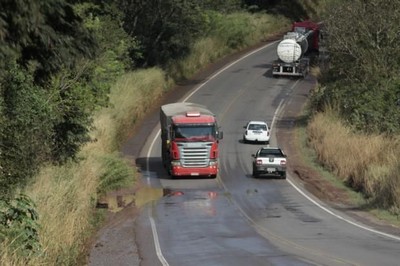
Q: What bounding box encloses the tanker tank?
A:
[276,32,311,64]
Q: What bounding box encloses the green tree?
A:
[75,1,142,74]
[324,0,400,83]
[0,63,55,198]
[241,0,312,20]
[314,0,400,133]
[198,0,241,13]
[0,0,97,85]
[0,0,109,197]
[120,0,207,67]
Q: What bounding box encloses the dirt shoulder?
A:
[276,77,350,205]
[276,76,400,236]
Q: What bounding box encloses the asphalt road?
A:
[90,40,400,266]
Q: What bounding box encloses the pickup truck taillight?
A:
[256,159,263,165]
[280,160,286,166]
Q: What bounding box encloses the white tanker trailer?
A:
[272,21,320,78]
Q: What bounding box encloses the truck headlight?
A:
[209,160,218,166]
[171,161,181,166]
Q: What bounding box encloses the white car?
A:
[243,121,270,144]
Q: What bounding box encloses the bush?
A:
[0,64,55,198]
[97,153,136,196]
[0,195,41,258]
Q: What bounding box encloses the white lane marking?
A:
[146,41,279,265]
[149,208,170,266]
[218,181,353,265]
[287,178,400,242]
[270,79,299,131]
[276,81,400,242]
[270,99,284,131]
[181,42,279,102]
[146,134,159,186]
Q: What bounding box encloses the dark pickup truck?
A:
[251,147,287,179]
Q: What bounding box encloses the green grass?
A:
[369,209,400,227]
[97,152,137,196]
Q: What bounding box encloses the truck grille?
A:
[178,143,212,167]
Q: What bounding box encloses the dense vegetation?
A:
[308,0,400,212]
[311,0,400,134]
[0,0,311,264]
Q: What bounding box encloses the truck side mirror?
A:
[251,154,256,158]
[218,131,223,140]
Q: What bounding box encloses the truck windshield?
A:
[294,26,306,34]
[173,125,216,141]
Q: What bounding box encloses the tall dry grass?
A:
[307,107,400,212]
[28,159,101,265]
[93,68,168,151]
[167,12,290,81]
[0,156,103,265]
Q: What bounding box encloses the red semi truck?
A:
[160,102,223,178]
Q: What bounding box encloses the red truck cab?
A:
[160,103,223,178]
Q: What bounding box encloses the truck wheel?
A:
[303,67,310,78]
[167,165,172,176]
[252,170,258,178]
[281,172,286,179]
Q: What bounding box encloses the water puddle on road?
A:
[97,187,180,213]
[135,186,165,208]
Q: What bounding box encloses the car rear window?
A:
[259,149,282,157]
[249,124,267,130]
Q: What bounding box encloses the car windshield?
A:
[248,124,267,131]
